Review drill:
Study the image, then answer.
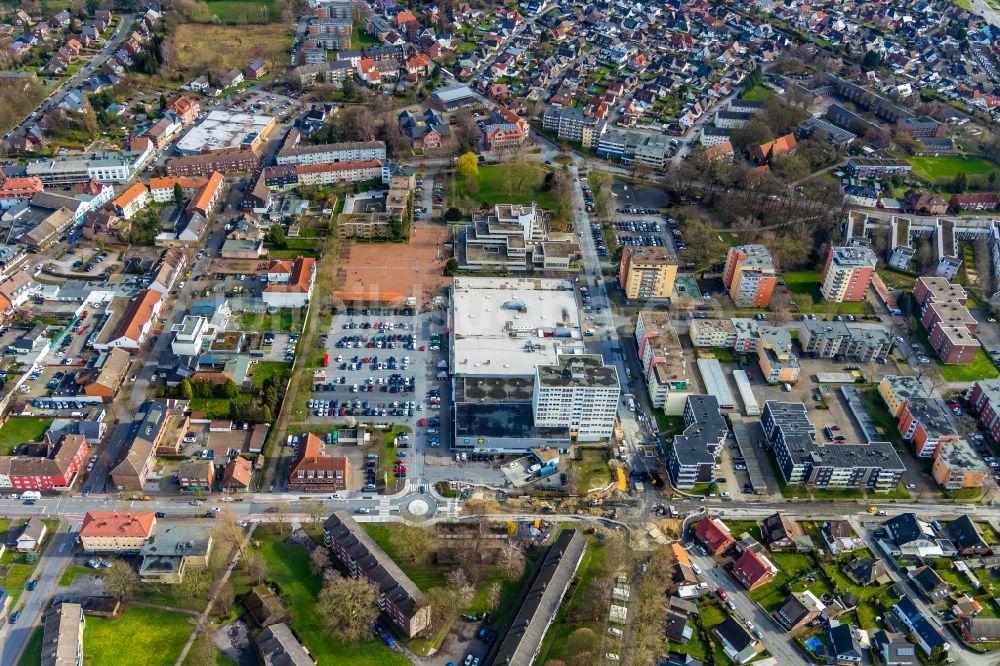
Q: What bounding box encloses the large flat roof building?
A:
[533,354,620,441]
[821,246,877,303]
[723,244,777,307]
[667,395,729,489]
[176,110,276,154]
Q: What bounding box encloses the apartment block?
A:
[634,311,690,412]
[931,439,987,490]
[532,355,620,441]
[820,246,877,302]
[667,395,728,489]
[619,247,677,301]
[969,379,1000,443]
[878,375,929,418]
[323,511,431,638]
[723,244,777,307]
[914,276,981,365]
[79,511,156,553]
[897,397,959,458]
[763,401,904,492]
[689,318,737,348]
[798,320,894,363]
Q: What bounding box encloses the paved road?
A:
[0,521,78,666]
[969,0,1000,26]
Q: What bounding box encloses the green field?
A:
[237,310,300,332]
[249,361,291,389]
[742,85,774,102]
[907,155,1000,181]
[17,627,43,666]
[59,566,106,586]
[567,448,611,493]
[188,395,251,419]
[83,606,192,666]
[203,0,278,23]
[456,164,559,209]
[254,527,408,666]
[0,417,53,455]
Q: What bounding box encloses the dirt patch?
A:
[173,23,292,75]
[282,528,317,552]
[333,227,451,308]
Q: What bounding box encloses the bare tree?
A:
[499,543,526,581]
[310,546,331,575]
[302,499,326,525]
[316,571,381,640]
[388,525,431,566]
[214,580,236,617]
[244,552,267,586]
[104,559,139,601]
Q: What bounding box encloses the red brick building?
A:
[732,550,779,590]
[288,434,349,492]
[694,516,735,555]
[0,433,88,491]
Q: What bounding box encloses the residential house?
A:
[960,616,1000,643]
[884,513,944,559]
[41,602,84,666]
[288,434,348,492]
[773,590,824,632]
[830,622,862,665]
[246,59,267,80]
[842,557,890,586]
[908,565,951,602]
[750,133,796,163]
[761,513,800,551]
[871,631,919,666]
[15,517,47,551]
[255,624,313,665]
[177,459,214,491]
[79,511,156,553]
[222,456,252,491]
[946,516,992,556]
[694,516,735,555]
[732,550,779,590]
[712,616,757,664]
[263,256,316,308]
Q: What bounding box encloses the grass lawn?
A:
[173,23,291,75]
[907,155,999,182]
[361,523,445,590]
[771,552,816,579]
[655,413,685,436]
[748,571,791,611]
[254,526,408,666]
[939,349,999,382]
[17,626,43,666]
[83,606,191,666]
[249,361,291,389]
[238,310,299,332]
[980,522,1000,545]
[0,417,53,455]
[351,23,380,49]
[456,164,559,209]
[535,532,610,664]
[188,395,250,419]
[725,520,762,543]
[782,272,872,315]
[878,268,917,289]
[59,565,105,586]
[203,0,278,22]
[742,85,774,101]
[567,448,611,493]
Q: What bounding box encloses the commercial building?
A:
[618,247,678,301]
[820,246,878,302]
[170,316,208,356]
[41,603,84,666]
[25,149,151,185]
[429,84,478,112]
[176,110,276,155]
[79,511,156,553]
[762,401,904,492]
[634,311,690,413]
[457,203,578,272]
[177,459,214,491]
[276,134,386,166]
[532,355,620,441]
[723,244,777,307]
[491,530,586,666]
[288,433,349,492]
[324,511,432,637]
[667,395,729,488]
[798,320,893,363]
[82,348,131,402]
[110,401,186,490]
[450,277,598,452]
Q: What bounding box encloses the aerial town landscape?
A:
[5,0,1000,665]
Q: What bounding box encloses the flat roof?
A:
[451,277,583,377]
[697,358,735,409]
[432,84,476,102]
[176,110,274,154]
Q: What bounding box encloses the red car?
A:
[716,587,728,601]
[420,345,426,351]
[418,418,426,426]
[831,425,841,431]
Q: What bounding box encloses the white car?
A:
[183,436,197,443]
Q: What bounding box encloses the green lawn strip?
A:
[747,571,791,611]
[17,626,44,666]
[979,522,1000,545]
[535,533,609,664]
[938,349,999,382]
[372,426,412,494]
[83,606,192,666]
[254,526,408,666]
[249,361,291,389]
[742,85,774,101]
[188,395,250,419]
[0,417,54,455]
[59,565,106,586]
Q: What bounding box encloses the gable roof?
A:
[80,511,155,538]
[112,289,161,344]
[761,513,798,545]
[695,516,734,553]
[733,550,778,588]
[946,515,989,552]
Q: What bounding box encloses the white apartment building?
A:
[532,355,620,441]
[170,315,207,356]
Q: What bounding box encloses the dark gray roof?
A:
[947,515,989,552]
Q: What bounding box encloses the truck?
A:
[627,396,636,412]
[20,491,40,500]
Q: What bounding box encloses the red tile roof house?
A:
[288,434,349,492]
[732,550,779,590]
[695,516,736,555]
[0,433,89,491]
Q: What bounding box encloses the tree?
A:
[499,543,526,581]
[104,559,139,600]
[179,378,194,400]
[244,553,267,585]
[214,580,236,617]
[388,216,405,240]
[173,182,184,205]
[456,152,479,180]
[388,525,431,565]
[159,93,167,111]
[485,581,502,612]
[303,499,326,524]
[707,481,720,495]
[310,546,331,575]
[261,404,272,422]
[266,223,286,248]
[444,207,462,221]
[223,379,240,401]
[861,50,883,71]
[951,171,968,194]
[316,571,381,640]
[444,258,459,276]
